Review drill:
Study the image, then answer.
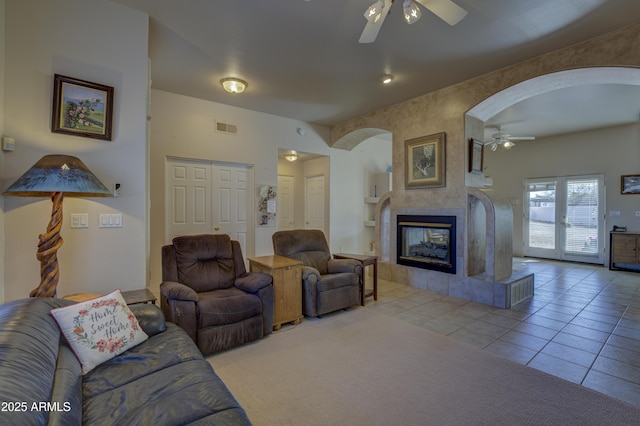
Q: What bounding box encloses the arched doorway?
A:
[465,67,640,266]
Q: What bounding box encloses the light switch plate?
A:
[70,213,89,228]
[99,213,123,228]
[2,136,15,151]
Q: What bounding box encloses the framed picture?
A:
[621,174,640,194]
[468,138,484,174]
[405,132,446,189]
[51,74,114,141]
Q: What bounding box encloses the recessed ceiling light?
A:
[381,74,394,84]
[220,77,248,94]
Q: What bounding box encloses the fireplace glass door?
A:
[397,215,456,274]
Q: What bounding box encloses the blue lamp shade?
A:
[3,154,111,197]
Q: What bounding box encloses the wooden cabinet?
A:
[249,255,303,330]
[610,232,640,271]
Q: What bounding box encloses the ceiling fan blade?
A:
[508,136,536,141]
[415,0,468,26]
[359,0,392,43]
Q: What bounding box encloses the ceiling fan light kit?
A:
[360,0,468,43]
[364,0,385,23]
[486,126,535,151]
[403,0,421,24]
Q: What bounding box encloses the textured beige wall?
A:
[331,24,640,213]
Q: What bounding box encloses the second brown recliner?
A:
[272,229,362,317]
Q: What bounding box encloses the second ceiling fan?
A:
[359,0,468,43]
[485,126,536,151]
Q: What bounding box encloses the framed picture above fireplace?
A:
[405,132,446,189]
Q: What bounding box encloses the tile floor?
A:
[365,258,640,408]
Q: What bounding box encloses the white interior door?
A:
[524,174,604,264]
[305,175,325,232]
[166,158,212,240]
[166,158,254,259]
[213,163,250,257]
[277,175,295,230]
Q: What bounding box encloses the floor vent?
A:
[510,273,535,307]
[216,121,238,134]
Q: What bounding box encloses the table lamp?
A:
[3,154,112,297]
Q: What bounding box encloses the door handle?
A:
[214,226,220,231]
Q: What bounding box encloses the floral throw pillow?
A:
[51,289,149,375]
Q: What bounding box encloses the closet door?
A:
[166,158,254,259]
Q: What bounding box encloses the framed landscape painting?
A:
[405,132,446,189]
[51,74,114,141]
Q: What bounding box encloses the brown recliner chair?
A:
[272,229,362,317]
[160,234,274,355]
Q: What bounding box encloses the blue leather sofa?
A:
[0,297,251,425]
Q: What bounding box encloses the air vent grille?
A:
[216,121,238,134]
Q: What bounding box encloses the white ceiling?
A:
[109,0,640,140]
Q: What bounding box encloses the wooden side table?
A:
[63,292,102,302]
[333,253,378,306]
[249,255,303,331]
[121,289,157,305]
[63,289,157,305]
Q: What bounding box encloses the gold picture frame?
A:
[405,132,446,189]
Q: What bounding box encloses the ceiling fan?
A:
[485,126,535,151]
[359,0,468,44]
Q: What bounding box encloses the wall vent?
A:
[509,273,535,307]
[216,121,238,134]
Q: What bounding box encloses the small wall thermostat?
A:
[2,136,15,151]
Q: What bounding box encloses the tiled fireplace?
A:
[375,191,533,309]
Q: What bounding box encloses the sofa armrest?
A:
[235,272,272,293]
[328,259,361,274]
[160,281,198,302]
[129,304,167,337]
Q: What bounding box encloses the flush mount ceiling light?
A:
[284,151,298,162]
[220,77,248,94]
[381,74,394,84]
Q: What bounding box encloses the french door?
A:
[523,174,604,264]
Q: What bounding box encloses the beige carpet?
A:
[209,307,640,425]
